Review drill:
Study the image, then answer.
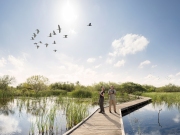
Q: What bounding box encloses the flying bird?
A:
[54,50,57,52]
[34,43,38,45]
[45,43,48,47]
[36,45,39,49]
[48,33,52,37]
[36,29,40,34]
[87,23,92,26]
[31,37,34,40]
[53,31,56,35]
[53,41,56,44]
[33,33,36,38]
[64,35,68,38]
[39,41,42,44]
[57,25,61,33]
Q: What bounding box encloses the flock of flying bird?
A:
[30,23,92,52]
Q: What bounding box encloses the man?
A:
[108,85,117,113]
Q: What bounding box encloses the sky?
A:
[1,0,180,87]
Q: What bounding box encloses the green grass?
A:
[8,89,67,97]
[70,89,92,98]
[142,92,180,109]
[64,98,89,129]
[142,92,180,102]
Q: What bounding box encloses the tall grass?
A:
[64,99,89,129]
[27,97,90,134]
[142,92,180,102]
[142,92,180,110]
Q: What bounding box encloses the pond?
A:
[123,102,180,135]
[0,97,99,135]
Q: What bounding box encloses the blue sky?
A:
[1,0,180,87]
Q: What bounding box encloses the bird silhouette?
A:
[31,37,34,40]
[57,25,61,33]
[36,45,39,49]
[53,31,56,35]
[64,35,68,38]
[48,33,52,37]
[53,41,56,44]
[36,29,40,34]
[54,50,57,52]
[45,43,48,47]
[34,43,38,45]
[33,33,36,38]
[87,23,92,26]
[39,41,42,44]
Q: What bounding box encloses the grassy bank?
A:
[142,92,180,102]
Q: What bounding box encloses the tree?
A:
[26,75,49,93]
[121,82,145,94]
[0,75,15,91]
[142,85,156,92]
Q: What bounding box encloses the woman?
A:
[99,86,105,114]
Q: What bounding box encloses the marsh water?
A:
[123,102,180,135]
[1,97,180,135]
[0,97,99,135]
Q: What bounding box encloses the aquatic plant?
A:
[64,99,89,129]
[142,92,180,111]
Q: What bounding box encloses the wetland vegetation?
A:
[1,74,180,134]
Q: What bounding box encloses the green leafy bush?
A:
[71,90,92,98]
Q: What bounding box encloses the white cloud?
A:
[108,52,116,57]
[59,66,66,70]
[168,74,174,78]
[173,114,180,123]
[106,57,115,64]
[0,115,21,134]
[0,57,6,67]
[8,55,24,70]
[176,72,180,76]
[152,65,157,68]
[69,29,77,34]
[114,60,125,67]
[87,58,96,63]
[144,74,158,80]
[145,74,154,79]
[111,34,149,56]
[139,60,151,68]
[94,64,101,69]
[84,68,96,76]
[99,56,102,59]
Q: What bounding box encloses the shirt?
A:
[100,91,105,98]
[108,89,116,100]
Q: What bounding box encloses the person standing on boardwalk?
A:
[99,86,105,114]
[108,85,117,113]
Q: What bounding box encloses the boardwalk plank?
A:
[64,97,151,135]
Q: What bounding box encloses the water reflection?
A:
[123,102,180,135]
[173,114,180,123]
[0,97,97,135]
[0,98,15,115]
[0,115,21,134]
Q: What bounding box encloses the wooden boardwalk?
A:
[63,97,151,135]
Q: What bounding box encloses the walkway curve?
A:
[63,96,151,135]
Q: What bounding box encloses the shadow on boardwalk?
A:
[63,97,151,135]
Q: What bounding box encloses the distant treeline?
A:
[1,75,180,98]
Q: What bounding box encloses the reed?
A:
[142,92,180,110]
[61,98,89,129]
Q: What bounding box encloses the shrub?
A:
[71,90,92,98]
